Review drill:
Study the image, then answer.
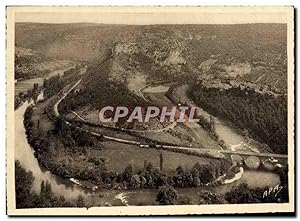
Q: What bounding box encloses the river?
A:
[13,84,281,205]
[15,66,74,95]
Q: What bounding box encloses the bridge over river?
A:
[219,149,287,159]
[156,145,287,161]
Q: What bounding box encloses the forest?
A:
[188,83,287,154]
[59,77,148,115]
[43,65,83,99]
[43,75,64,98]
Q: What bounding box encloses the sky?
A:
[11,6,292,24]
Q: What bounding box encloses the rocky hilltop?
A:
[16,23,287,92]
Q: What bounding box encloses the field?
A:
[15,65,75,95]
[15,78,43,95]
[95,141,219,175]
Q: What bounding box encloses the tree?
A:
[225,183,261,203]
[156,185,178,205]
[276,167,289,203]
[173,174,184,188]
[176,166,184,175]
[38,181,54,207]
[54,116,65,134]
[191,167,201,187]
[33,83,39,92]
[15,160,35,208]
[140,176,147,187]
[183,171,193,187]
[40,181,53,199]
[156,174,168,187]
[146,162,154,171]
[76,195,85,207]
[130,174,141,189]
[197,164,215,184]
[199,191,226,204]
[122,165,133,183]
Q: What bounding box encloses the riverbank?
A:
[167,84,276,154]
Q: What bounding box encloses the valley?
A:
[14,22,289,207]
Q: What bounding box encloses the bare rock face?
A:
[224,62,251,77]
[198,59,218,72]
[163,50,186,66]
[114,42,139,55]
